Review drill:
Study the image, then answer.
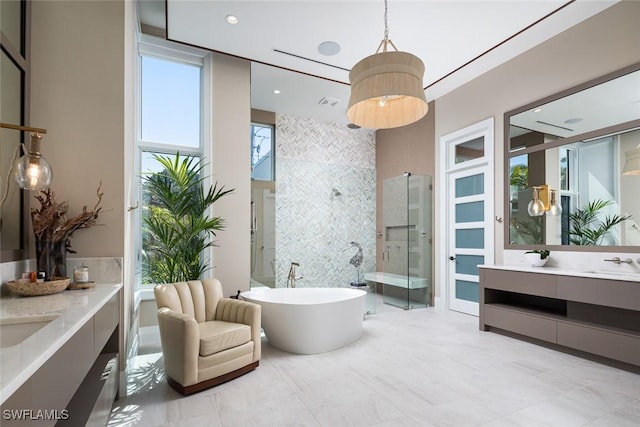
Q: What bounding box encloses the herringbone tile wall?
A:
[275,114,376,288]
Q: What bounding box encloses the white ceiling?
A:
[510,69,640,140]
[138,0,618,128]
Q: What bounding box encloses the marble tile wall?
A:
[275,114,376,288]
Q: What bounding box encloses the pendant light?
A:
[622,145,640,175]
[347,0,428,129]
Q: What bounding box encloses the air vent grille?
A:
[318,97,340,107]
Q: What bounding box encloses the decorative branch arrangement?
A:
[31,183,103,253]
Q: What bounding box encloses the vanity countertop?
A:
[0,283,121,404]
[479,265,640,282]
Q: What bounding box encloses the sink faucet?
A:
[287,262,303,288]
[604,256,633,264]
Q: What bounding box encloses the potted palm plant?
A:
[524,249,550,267]
[141,153,234,284]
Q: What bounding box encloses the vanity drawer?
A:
[483,269,556,298]
[484,305,557,343]
[557,322,640,366]
[557,276,640,311]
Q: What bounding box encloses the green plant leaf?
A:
[141,152,235,283]
[567,198,631,246]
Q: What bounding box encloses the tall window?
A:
[136,37,207,287]
[251,123,274,181]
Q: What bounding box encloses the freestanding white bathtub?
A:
[240,287,366,355]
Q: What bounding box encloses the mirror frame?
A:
[504,61,640,253]
[1,0,31,263]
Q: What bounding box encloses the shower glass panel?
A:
[381,173,432,309]
[250,181,276,288]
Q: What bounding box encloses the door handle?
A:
[449,256,456,261]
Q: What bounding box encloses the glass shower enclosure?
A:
[380,173,432,309]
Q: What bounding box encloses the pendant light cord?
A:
[383,0,389,42]
[377,0,398,53]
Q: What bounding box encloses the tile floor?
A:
[108,303,640,427]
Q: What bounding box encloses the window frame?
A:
[250,121,275,181]
[134,35,211,290]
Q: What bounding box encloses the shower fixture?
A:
[332,187,342,197]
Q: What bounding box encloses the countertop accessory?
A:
[73,264,89,283]
[31,185,103,279]
[524,250,550,267]
[68,281,96,290]
[6,277,70,296]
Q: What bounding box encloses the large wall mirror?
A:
[505,62,640,252]
[1,0,29,262]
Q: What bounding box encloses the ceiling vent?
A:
[536,120,573,132]
[318,97,340,107]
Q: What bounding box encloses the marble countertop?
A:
[479,264,640,282]
[0,283,121,404]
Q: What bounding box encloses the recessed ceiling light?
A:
[564,117,583,124]
[226,15,238,24]
[533,108,543,113]
[318,41,341,56]
[273,89,281,94]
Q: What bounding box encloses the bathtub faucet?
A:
[287,262,303,288]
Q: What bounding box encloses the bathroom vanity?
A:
[0,283,121,426]
[479,266,640,369]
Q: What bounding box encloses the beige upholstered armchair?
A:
[154,279,261,395]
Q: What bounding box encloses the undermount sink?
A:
[0,314,60,348]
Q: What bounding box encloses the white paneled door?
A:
[447,167,491,315]
[440,117,494,316]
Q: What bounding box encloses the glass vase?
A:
[35,239,67,280]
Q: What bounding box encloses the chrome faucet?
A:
[604,256,633,264]
[287,262,303,288]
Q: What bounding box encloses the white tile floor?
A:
[108,303,640,427]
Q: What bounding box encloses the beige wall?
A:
[434,1,640,274]
[210,54,252,296]
[375,101,436,268]
[30,0,125,259]
[30,0,132,377]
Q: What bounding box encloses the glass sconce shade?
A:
[527,187,545,216]
[12,133,53,191]
[527,198,545,216]
[13,153,53,190]
[546,189,562,216]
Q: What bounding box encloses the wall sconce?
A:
[1,122,53,191]
[528,185,562,216]
[622,145,640,175]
